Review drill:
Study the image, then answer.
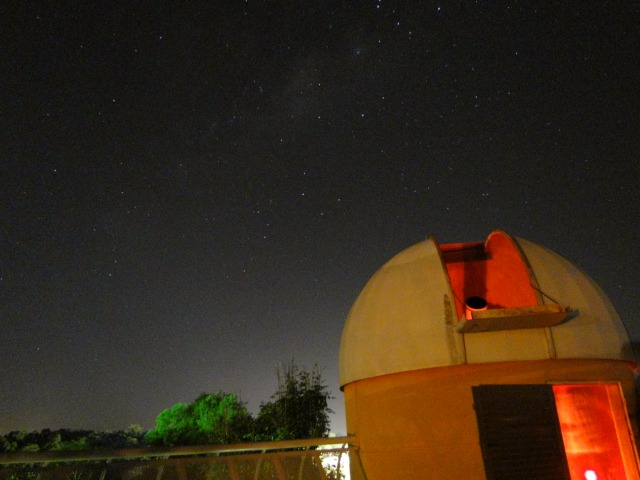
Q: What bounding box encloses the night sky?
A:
[2,2,639,435]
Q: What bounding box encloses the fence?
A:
[0,436,365,480]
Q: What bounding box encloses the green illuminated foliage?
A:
[145,392,252,446]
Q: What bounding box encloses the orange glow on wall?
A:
[553,384,640,480]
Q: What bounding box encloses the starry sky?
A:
[2,2,639,435]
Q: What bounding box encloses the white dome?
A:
[339,231,634,387]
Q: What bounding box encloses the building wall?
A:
[344,359,636,480]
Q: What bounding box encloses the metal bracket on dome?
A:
[456,304,572,333]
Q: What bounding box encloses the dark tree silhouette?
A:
[255,362,333,441]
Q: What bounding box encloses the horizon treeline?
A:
[0,362,332,453]
[0,426,145,453]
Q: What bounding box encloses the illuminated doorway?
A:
[473,384,640,480]
[553,384,639,480]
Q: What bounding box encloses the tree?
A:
[255,362,333,441]
[145,402,193,446]
[145,392,253,446]
[0,435,17,453]
[0,428,144,452]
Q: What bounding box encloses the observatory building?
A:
[339,230,639,480]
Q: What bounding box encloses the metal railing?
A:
[0,436,365,480]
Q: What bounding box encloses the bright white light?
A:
[584,470,598,480]
[319,441,351,480]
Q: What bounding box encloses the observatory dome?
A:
[339,230,634,387]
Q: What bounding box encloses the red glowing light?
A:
[553,384,638,480]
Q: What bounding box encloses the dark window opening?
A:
[473,384,570,480]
